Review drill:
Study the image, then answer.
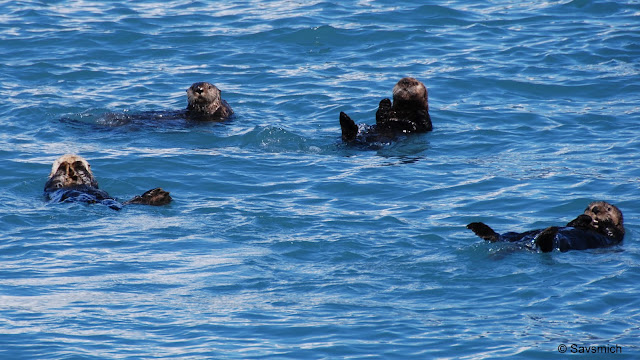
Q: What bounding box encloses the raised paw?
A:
[376,98,392,125]
[535,226,558,253]
[378,98,392,111]
[566,214,593,229]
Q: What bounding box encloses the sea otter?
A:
[44,154,172,210]
[340,77,432,143]
[186,82,233,120]
[466,201,624,252]
[64,82,234,126]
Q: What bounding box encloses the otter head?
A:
[392,77,428,110]
[45,154,98,191]
[584,201,624,239]
[186,82,222,114]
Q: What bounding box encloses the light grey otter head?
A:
[584,201,624,238]
[45,154,98,190]
[186,82,223,115]
[392,77,428,110]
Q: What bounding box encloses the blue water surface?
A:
[1,0,639,358]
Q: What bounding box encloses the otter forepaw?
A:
[376,98,393,125]
[378,98,392,110]
[339,111,358,142]
[535,226,558,253]
[125,188,172,206]
[566,214,593,229]
[466,222,500,242]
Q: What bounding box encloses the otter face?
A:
[46,154,98,190]
[584,201,624,231]
[392,77,428,109]
[186,82,222,113]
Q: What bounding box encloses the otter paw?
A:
[566,214,593,229]
[466,222,499,242]
[376,98,393,126]
[535,226,558,253]
[339,111,358,142]
[378,98,392,111]
[125,188,172,206]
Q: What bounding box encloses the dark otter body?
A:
[63,82,233,126]
[44,154,172,210]
[186,82,233,120]
[340,77,432,143]
[467,201,624,252]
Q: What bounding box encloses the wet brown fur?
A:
[186,82,233,119]
[45,154,98,190]
[340,77,432,142]
[45,154,171,207]
[567,201,624,240]
[467,201,624,252]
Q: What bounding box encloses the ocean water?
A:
[1,0,639,358]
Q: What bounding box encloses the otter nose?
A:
[592,206,600,214]
[196,86,204,94]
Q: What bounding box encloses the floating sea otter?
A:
[71,82,234,125]
[339,77,432,143]
[44,154,172,210]
[185,82,234,120]
[467,201,624,252]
